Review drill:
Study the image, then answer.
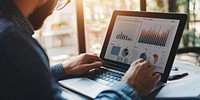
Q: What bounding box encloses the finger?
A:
[152,73,161,84]
[82,61,103,71]
[147,66,156,75]
[130,58,144,68]
[90,61,103,68]
[136,58,145,62]
[86,53,98,56]
[127,60,149,76]
[141,60,151,66]
[137,61,150,71]
[96,57,104,64]
[129,62,140,70]
[92,53,98,56]
[89,55,105,64]
[132,58,145,65]
[82,53,103,63]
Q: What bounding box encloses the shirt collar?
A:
[0,0,34,36]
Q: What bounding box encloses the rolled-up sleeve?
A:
[51,64,67,81]
[95,82,141,100]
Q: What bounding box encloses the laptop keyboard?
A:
[86,68,124,86]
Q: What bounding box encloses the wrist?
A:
[62,62,73,75]
[131,81,149,97]
[122,77,144,97]
[51,64,67,80]
[111,82,141,99]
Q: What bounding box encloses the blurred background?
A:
[33,0,200,65]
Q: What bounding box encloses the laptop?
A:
[59,10,188,99]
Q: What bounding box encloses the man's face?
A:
[28,0,58,30]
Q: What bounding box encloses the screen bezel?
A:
[100,10,188,83]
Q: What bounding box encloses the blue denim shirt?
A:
[0,0,140,100]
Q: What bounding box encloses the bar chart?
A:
[138,26,171,47]
[116,33,133,41]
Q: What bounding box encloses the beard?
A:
[28,1,55,30]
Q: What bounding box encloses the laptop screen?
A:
[100,11,187,82]
[104,15,180,73]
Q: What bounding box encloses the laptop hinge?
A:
[104,61,127,72]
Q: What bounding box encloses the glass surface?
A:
[33,0,78,64]
[32,0,200,65]
[83,0,140,54]
[55,0,71,10]
[146,0,200,65]
[146,0,200,47]
[146,0,188,13]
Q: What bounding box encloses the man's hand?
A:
[122,59,161,97]
[63,53,104,76]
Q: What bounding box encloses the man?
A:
[0,0,161,100]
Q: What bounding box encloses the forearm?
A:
[95,82,141,100]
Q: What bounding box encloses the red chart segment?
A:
[153,54,159,64]
[138,26,171,47]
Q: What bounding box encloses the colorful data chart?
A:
[116,33,133,41]
[122,48,129,57]
[111,46,121,56]
[153,54,159,64]
[138,26,171,46]
[140,53,147,60]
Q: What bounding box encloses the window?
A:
[34,0,200,64]
[146,0,200,47]
[83,0,140,54]
[33,0,79,64]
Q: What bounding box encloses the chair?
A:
[176,47,200,66]
[177,47,200,54]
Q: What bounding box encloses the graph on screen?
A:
[111,46,121,56]
[138,25,172,47]
[116,33,133,41]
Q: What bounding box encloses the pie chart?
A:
[153,54,159,64]
[140,53,147,60]
[122,48,129,57]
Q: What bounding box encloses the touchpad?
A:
[70,78,103,93]
[59,78,110,98]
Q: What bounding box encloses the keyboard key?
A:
[102,77,107,80]
[117,78,121,81]
[113,77,118,80]
[87,68,124,84]
[113,80,119,83]
[108,79,114,82]
[109,76,114,79]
